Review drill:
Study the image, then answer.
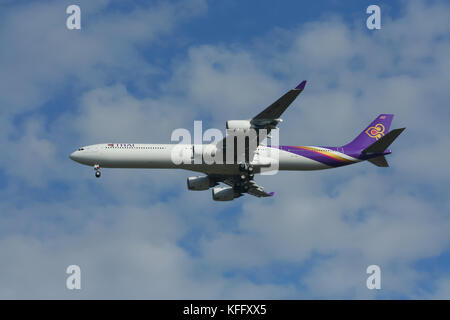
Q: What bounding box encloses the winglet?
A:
[269,192,275,197]
[294,80,307,91]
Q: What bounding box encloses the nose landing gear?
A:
[94,164,101,178]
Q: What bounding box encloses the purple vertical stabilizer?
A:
[342,114,394,151]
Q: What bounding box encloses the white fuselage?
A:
[70,143,360,175]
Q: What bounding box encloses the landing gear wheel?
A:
[248,173,254,180]
[240,174,247,180]
[248,165,254,173]
[94,164,101,178]
[243,184,249,191]
[239,163,247,171]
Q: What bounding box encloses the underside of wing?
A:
[220,176,274,198]
[247,181,274,198]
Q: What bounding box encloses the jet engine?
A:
[187,176,214,191]
[212,186,236,201]
[226,120,252,130]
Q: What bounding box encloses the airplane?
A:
[70,81,405,201]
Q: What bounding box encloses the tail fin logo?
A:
[366,123,385,140]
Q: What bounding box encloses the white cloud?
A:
[0,0,207,114]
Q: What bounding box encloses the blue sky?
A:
[1,0,450,299]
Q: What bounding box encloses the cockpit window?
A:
[78,148,85,151]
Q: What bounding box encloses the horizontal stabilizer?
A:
[368,156,389,167]
[363,128,405,154]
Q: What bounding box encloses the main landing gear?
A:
[94,164,101,178]
[235,163,254,192]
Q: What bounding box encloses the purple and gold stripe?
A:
[278,146,356,167]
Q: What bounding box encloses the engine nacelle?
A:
[187,176,213,191]
[226,120,252,130]
[212,186,236,201]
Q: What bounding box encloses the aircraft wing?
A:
[251,80,307,126]
[221,176,274,198]
[247,181,274,198]
[214,80,307,161]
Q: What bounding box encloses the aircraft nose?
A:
[69,151,78,161]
